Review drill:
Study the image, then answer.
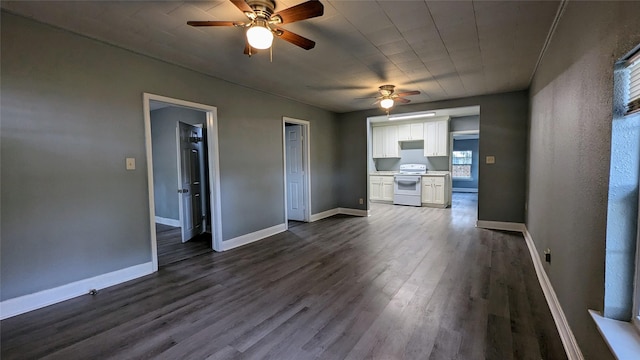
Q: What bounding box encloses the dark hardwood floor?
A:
[156,223,212,267]
[1,193,567,359]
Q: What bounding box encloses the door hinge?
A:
[189,136,203,143]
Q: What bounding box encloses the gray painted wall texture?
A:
[338,91,528,223]
[1,13,339,301]
[150,107,207,220]
[527,2,640,359]
[450,115,479,132]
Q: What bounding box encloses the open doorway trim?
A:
[143,93,223,272]
[282,117,312,227]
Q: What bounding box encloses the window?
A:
[628,52,640,115]
[452,150,472,179]
[629,50,640,333]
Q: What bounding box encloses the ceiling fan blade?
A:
[273,0,324,24]
[372,99,381,106]
[275,28,315,50]
[187,21,240,27]
[230,0,253,13]
[396,98,411,104]
[395,90,420,97]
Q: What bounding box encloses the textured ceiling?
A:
[1,0,560,113]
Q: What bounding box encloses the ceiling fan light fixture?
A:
[246,21,273,49]
[380,98,394,109]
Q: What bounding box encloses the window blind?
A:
[628,53,640,115]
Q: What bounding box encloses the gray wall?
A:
[527,2,640,359]
[450,115,479,132]
[1,12,339,301]
[150,107,207,221]
[338,91,528,224]
[452,139,479,190]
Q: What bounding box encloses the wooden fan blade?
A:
[273,0,324,24]
[187,21,240,27]
[396,97,411,104]
[395,90,420,97]
[275,28,315,50]
[230,0,253,13]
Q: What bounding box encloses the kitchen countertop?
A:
[369,171,398,175]
[369,171,450,176]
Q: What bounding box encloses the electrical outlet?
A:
[359,198,364,205]
[486,155,496,164]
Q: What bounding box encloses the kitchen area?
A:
[368,107,480,209]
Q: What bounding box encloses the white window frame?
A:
[628,51,640,334]
[634,192,640,333]
[452,150,473,180]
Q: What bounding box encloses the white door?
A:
[286,124,306,221]
[177,122,204,242]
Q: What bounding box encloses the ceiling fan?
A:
[187,0,324,56]
[369,85,421,113]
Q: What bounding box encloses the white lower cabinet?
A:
[422,175,449,207]
[370,175,394,201]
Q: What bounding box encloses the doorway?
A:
[282,117,311,227]
[143,93,223,272]
[450,131,480,194]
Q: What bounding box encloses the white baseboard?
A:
[523,228,584,360]
[155,216,180,227]
[221,223,286,251]
[310,208,369,222]
[452,187,478,193]
[310,208,340,222]
[0,262,154,320]
[476,220,526,232]
[339,207,370,217]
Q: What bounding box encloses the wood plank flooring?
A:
[156,223,212,267]
[1,193,567,359]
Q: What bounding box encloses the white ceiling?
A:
[1,0,560,113]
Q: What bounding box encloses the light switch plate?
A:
[126,157,136,170]
[486,156,495,164]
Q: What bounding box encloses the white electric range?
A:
[393,164,427,206]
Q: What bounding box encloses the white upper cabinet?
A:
[372,126,400,158]
[424,120,449,157]
[372,126,385,158]
[398,122,424,141]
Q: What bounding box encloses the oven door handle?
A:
[396,179,420,185]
